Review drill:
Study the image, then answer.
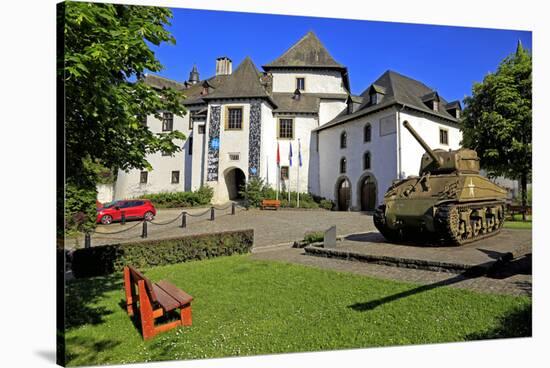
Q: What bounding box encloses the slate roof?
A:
[204,57,273,103]
[315,70,460,132]
[263,31,345,69]
[271,93,349,114]
[143,74,187,91]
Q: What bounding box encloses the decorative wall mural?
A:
[248,100,262,178]
[207,106,221,181]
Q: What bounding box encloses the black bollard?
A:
[141,221,148,238]
[84,232,91,249]
[181,212,187,228]
[231,202,235,215]
[121,211,126,225]
[210,207,215,221]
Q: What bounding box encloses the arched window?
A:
[363,151,371,170]
[340,157,347,174]
[340,131,347,149]
[364,123,371,142]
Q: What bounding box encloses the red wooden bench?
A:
[123,265,193,340]
[261,199,281,210]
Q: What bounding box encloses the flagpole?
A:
[297,139,301,208]
[288,142,292,205]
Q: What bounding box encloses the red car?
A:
[96,199,156,225]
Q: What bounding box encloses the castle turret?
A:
[188,64,200,85]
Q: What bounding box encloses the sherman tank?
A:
[374,121,507,246]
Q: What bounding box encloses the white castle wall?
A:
[271,69,347,94]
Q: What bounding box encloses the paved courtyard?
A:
[70,207,376,248]
[250,245,532,296]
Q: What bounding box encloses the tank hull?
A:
[374,174,507,245]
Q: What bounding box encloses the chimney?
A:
[215,57,232,76]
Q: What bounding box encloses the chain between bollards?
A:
[141,220,148,238]
[180,211,187,228]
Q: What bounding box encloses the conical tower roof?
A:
[263,31,345,69]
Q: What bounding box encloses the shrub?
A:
[140,186,213,208]
[303,231,324,244]
[239,177,266,208]
[320,199,334,210]
[65,181,97,233]
[71,229,254,278]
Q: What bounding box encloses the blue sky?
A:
[150,7,532,101]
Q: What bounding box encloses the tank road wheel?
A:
[374,205,400,243]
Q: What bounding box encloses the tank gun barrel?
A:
[403,121,440,166]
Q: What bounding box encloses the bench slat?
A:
[156,280,194,305]
[152,284,180,312]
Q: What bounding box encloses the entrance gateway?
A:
[224,168,245,200]
[360,176,376,211]
[337,178,351,211]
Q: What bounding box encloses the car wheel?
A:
[144,211,154,221]
[100,215,113,225]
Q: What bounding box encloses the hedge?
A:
[71,229,254,278]
[139,186,213,208]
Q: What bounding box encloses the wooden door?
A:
[338,179,350,211]
[361,177,376,211]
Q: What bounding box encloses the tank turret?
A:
[373,121,507,246]
[403,120,480,175]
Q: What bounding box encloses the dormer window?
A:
[456,110,460,119]
[370,93,377,105]
[433,100,439,112]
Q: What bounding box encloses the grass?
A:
[503,214,532,229]
[64,255,531,366]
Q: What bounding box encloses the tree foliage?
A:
[60,2,186,231]
[62,1,187,177]
[461,42,532,208]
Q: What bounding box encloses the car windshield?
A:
[101,201,120,209]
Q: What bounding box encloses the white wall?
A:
[96,183,114,203]
[114,110,193,199]
[319,99,347,125]
[399,110,462,177]
[271,69,347,94]
[317,108,398,210]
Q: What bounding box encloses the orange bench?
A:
[123,265,193,340]
[261,199,281,210]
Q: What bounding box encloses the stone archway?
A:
[335,176,352,211]
[224,167,246,200]
[358,173,377,211]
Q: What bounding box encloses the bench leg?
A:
[138,280,156,340]
[123,267,135,316]
[180,304,192,326]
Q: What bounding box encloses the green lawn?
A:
[64,255,531,366]
[504,214,532,229]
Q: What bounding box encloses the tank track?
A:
[434,201,506,246]
[373,205,402,242]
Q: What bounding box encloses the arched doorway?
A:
[224,168,246,200]
[360,175,376,211]
[336,177,351,211]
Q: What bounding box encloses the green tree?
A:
[462,41,532,219]
[60,2,186,232]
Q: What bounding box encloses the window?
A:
[364,123,371,142]
[162,112,173,131]
[198,124,206,134]
[189,117,194,130]
[433,100,439,112]
[226,107,243,130]
[439,128,449,145]
[162,150,170,156]
[340,131,347,149]
[140,171,148,184]
[363,151,371,170]
[340,157,347,174]
[280,166,289,180]
[278,118,294,139]
[370,93,377,105]
[188,137,193,155]
[229,153,240,161]
[171,171,180,184]
[455,110,461,119]
[296,77,305,91]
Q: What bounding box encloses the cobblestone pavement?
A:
[250,246,532,297]
[69,207,376,249]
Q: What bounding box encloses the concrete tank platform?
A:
[304,229,531,275]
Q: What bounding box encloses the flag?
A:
[298,139,302,167]
[276,143,280,167]
[289,142,293,167]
